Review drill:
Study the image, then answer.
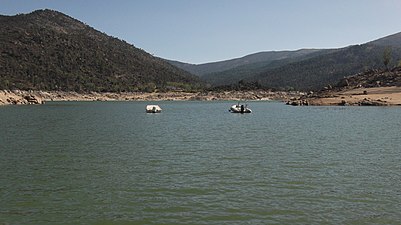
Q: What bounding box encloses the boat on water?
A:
[229,103,252,113]
[146,105,162,113]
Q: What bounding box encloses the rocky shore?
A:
[0,90,44,105]
[0,90,302,106]
[6,66,401,107]
[286,67,401,106]
[286,86,401,106]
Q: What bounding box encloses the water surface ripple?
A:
[1,101,401,224]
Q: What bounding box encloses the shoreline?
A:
[287,86,401,106]
[0,90,302,106]
[3,87,401,107]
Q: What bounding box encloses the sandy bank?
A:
[305,86,401,106]
[0,90,302,106]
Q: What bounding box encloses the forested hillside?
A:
[0,9,203,92]
[169,31,401,91]
[201,49,334,86]
[167,49,322,76]
[248,44,401,90]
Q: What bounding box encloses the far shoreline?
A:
[0,90,301,106]
[287,86,401,107]
[3,86,401,107]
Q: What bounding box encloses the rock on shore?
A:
[0,90,303,106]
[288,67,401,106]
[305,86,401,106]
[0,90,44,105]
[286,86,401,106]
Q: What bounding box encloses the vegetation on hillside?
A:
[248,44,401,91]
[171,31,401,91]
[2,9,401,93]
[201,49,334,86]
[167,49,322,76]
[202,43,401,91]
[208,80,263,91]
[0,9,203,92]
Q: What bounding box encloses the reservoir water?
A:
[1,101,401,224]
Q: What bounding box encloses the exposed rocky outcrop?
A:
[285,98,309,106]
[290,67,401,106]
[0,90,44,105]
[336,67,401,89]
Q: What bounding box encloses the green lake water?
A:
[1,101,401,224]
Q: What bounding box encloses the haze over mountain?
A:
[171,32,401,90]
[0,9,202,92]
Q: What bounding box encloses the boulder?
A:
[338,100,349,106]
[338,78,349,87]
[23,95,43,104]
[7,97,17,104]
[359,99,388,106]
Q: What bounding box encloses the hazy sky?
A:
[1,0,401,64]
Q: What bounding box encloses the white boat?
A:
[146,105,162,113]
[229,103,252,113]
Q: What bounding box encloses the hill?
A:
[368,31,401,47]
[166,49,322,76]
[0,9,203,92]
[228,32,401,90]
[169,32,401,91]
[201,49,334,86]
[247,43,401,90]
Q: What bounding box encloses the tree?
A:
[383,47,392,71]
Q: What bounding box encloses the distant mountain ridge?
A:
[170,32,401,90]
[167,49,323,76]
[368,31,401,46]
[201,49,336,86]
[0,9,202,92]
[2,9,401,92]
[248,41,401,90]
